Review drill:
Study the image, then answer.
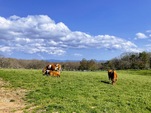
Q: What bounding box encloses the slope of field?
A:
[0,69,151,113]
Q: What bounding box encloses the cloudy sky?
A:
[0,0,151,60]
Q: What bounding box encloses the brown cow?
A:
[42,63,61,75]
[43,70,60,77]
[46,63,61,71]
[49,70,61,77]
[108,69,118,85]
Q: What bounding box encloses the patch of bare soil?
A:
[0,79,26,113]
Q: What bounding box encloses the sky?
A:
[0,0,151,60]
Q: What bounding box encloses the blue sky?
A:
[0,0,151,60]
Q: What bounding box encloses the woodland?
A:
[0,51,151,71]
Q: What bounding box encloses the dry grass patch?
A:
[0,78,26,113]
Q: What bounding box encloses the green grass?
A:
[0,69,151,113]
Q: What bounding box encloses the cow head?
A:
[55,64,62,71]
[42,68,50,75]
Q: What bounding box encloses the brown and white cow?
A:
[43,70,61,77]
[42,63,62,76]
[46,63,61,71]
[108,69,118,85]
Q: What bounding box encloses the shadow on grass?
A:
[100,80,110,84]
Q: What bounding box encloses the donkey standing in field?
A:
[108,69,118,85]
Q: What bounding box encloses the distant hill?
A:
[46,59,107,63]
[46,59,80,63]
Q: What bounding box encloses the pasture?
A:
[0,69,151,113]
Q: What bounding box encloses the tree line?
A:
[0,51,151,70]
[104,52,151,70]
[0,57,48,69]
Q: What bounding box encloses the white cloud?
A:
[0,46,13,52]
[0,15,142,56]
[135,32,148,39]
[146,30,151,33]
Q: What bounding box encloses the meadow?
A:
[0,69,151,113]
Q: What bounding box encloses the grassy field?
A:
[0,69,151,113]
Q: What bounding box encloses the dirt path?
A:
[0,79,26,113]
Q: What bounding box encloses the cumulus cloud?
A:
[135,32,148,39]
[0,15,141,56]
[0,46,13,53]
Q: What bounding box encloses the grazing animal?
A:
[42,63,61,75]
[108,69,118,85]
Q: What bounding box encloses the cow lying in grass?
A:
[42,63,61,74]
[42,63,61,77]
[43,70,60,77]
[108,69,118,85]
[49,70,60,77]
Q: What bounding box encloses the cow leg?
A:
[112,80,114,85]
